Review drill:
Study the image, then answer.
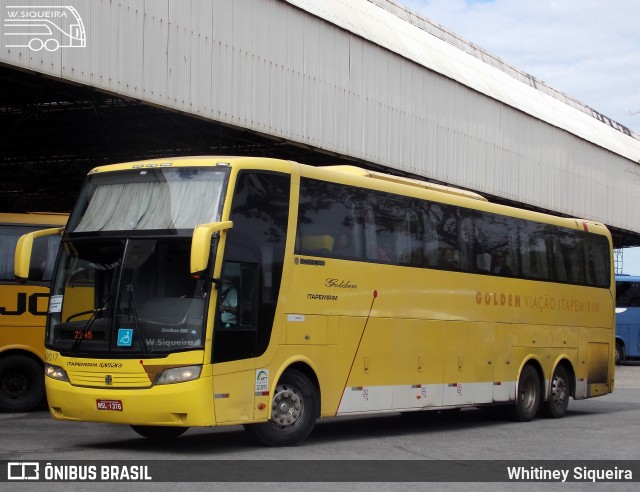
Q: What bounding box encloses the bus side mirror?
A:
[14,227,64,282]
[190,221,233,275]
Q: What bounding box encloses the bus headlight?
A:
[45,363,69,382]
[155,365,202,385]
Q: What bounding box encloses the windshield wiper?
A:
[70,294,109,353]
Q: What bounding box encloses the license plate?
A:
[96,399,123,411]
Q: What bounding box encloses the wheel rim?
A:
[269,383,304,431]
[550,374,568,408]
[1,370,28,400]
[520,377,537,412]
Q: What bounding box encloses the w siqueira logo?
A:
[3,6,86,52]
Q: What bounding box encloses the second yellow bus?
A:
[1,212,66,411]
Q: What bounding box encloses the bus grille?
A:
[68,370,153,388]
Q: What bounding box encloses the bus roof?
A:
[0,212,68,227]
[616,274,640,282]
[324,165,487,201]
[84,156,610,239]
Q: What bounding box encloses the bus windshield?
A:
[67,167,228,233]
[47,237,209,355]
[47,166,229,355]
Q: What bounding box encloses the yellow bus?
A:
[1,212,67,411]
[15,157,614,445]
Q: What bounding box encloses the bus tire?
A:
[0,354,45,412]
[130,425,188,439]
[507,364,540,422]
[541,364,570,418]
[615,342,624,365]
[244,369,318,446]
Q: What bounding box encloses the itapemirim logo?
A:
[3,5,86,52]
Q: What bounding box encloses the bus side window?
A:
[421,205,440,268]
[300,235,334,255]
[522,223,548,279]
[297,179,363,260]
[363,204,378,262]
[586,237,609,286]
[458,216,475,272]
[471,212,520,276]
[396,210,417,265]
[551,236,569,282]
[0,232,19,281]
[617,282,640,307]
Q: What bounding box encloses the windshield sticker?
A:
[117,328,133,347]
[49,295,63,313]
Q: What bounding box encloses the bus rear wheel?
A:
[0,355,45,412]
[130,425,188,439]
[244,369,319,446]
[507,365,541,422]
[542,364,570,418]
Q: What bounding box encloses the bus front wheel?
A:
[541,364,570,418]
[130,425,188,439]
[244,369,319,446]
[507,365,541,422]
[0,354,45,412]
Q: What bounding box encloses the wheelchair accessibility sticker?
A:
[117,328,133,347]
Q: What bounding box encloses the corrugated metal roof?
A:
[285,0,640,163]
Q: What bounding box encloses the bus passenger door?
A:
[211,261,260,424]
[211,170,290,424]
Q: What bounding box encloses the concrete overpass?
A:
[1,0,640,247]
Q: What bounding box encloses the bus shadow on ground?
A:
[78,397,640,454]
[76,407,532,453]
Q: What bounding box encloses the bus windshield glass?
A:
[67,167,228,233]
[47,237,208,355]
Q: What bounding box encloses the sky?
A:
[400,0,640,274]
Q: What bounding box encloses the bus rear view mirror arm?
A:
[14,227,65,282]
[190,221,233,275]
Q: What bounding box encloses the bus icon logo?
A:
[3,6,86,52]
[7,462,39,480]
